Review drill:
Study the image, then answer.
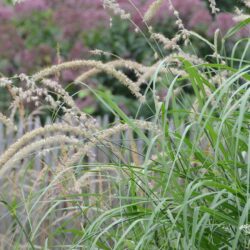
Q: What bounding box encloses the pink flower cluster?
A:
[0,0,249,77]
[208,13,250,37]
[14,0,49,15]
[51,0,109,38]
[0,4,13,21]
[141,0,212,28]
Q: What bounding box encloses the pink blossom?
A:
[208,12,250,38]
[208,13,235,36]
[188,9,212,29]
[0,4,14,21]
[14,0,49,16]
[68,42,89,60]
[0,24,24,59]
[125,0,211,29]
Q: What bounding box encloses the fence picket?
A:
[0,123,4,155]
[34,116,42,170]
[0,116,150,168]
[0,115,154,235]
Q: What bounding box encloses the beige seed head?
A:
[143,0,164,22]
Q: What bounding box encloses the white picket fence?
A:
[0,115,147,239]
[0,115,146,169]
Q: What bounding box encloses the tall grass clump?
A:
[0,0,249,249]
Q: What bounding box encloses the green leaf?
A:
[200,206,238,226]
[98,91,150,145]
[224,18,250,40]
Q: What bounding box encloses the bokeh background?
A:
[0,0,248,116]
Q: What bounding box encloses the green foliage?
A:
[13,10,59,49]
[79,33,250,248]
[0,4,250,250]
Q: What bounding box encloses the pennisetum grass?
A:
[0,0,249,249]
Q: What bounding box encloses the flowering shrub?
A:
[0,0,249,114]
[0,0,247,76]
